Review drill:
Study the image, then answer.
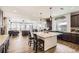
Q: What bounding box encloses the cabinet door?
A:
[76,34,79,44]
[62,33,70,41]
[71,16,76,27]
[75,15,78,27]
[77,15,79,27]
[71,15,79,27]
[71,34,76,43]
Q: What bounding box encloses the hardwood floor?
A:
[8,35,34,53]
[46,41,79,53]
[7,34,79,53]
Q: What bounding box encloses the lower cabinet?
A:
[71,34,77,43]
[57,33,79,44]
[76,34,79,44]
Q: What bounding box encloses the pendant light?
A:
[39,12,43,31]
[49,7,52,21]
[40,12,42,21]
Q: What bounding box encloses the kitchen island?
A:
[34,32,62,51]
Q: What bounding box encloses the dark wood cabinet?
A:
[77,15,79,27]
[58,14,79,44]
[57,33,79,44]
[71,34,77,43]
[61,33,70,41]
[71,16,74,27]
[46,18,52,31]
[76,34,79,44]
[71,14,79,27]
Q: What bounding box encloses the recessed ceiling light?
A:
[40,12,42,15]
[49,7,52,9]
[60,8,64,10]
[13,10,17,12]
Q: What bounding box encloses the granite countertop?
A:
[66,32,79,34]
[58,31,79,34]
[0,35,8,46]
[34,32,62,38]
[51,31,79,34]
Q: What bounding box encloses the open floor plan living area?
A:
[0,6,79,53]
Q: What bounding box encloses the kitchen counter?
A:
[0,35,9,53]
[0,35,9,46]
[34,32,62,38]
[34,32,61,51]
[51,31,79,34]
[67,32,79,34]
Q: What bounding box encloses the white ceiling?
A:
[1,6,79,20]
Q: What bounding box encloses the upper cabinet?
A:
[46,18,52,31]
[71,14,79,27]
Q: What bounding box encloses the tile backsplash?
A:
[71,27,79,32]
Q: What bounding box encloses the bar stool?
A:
[28,32,34,46]
[38,39,44,51]
[33,34,44,53]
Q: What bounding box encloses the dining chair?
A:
[28,32,34,46]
